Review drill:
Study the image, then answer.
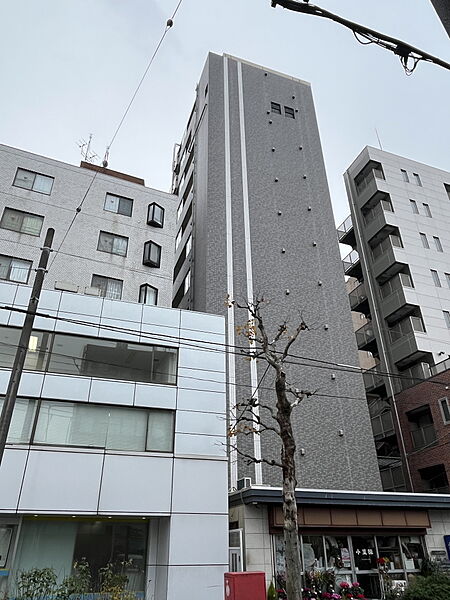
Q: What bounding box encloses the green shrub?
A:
[16,567,58,600]
[267,581,277,600]
[403,573,450,600]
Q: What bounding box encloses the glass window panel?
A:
[146,410,174,452]
[440,398,450,422]
[112,235,128,256]
[1,208,23,232]
[34,401,108,447]
[409,199,419,214]
[351,535,377,570]
[9,259,31,283]
[401,169,409,183]
[443,311,450,329]
[118,197,133,216]
[0,256,12,281]
[302,536,325,571]
[0,526,13,568]
[325,536,352,570]
[431,270,441,287]
[105,278,122,299]
[413,173,422,187]
[433,236,443,252]
[104,194,119,213]
[152,346,178,384]
[33,174,53,194]
[420,233,429,249]
[423,203,432,217]
[98,232,114,253]
[0,326,20,368]
[139,284,157,306]
[0,397,36,443]
[21,214,43,236]
[175,229,182,250]
[24,330,52,371]
[149,242,161,265]
[13,169,35,190]
[377,536,403,570]
[400,536,424,570]
[106,406,147,451]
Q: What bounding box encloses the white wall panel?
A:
[172,458,228,514]
[99,455,173,513]
[134,384,177,409]
[101,299,142,323]
[18,372,44,397]
[19,450,103,512]
[176,410,225,436]
[89,379,134,406]
[142,306,180,328]
[0,448,27,511]
[178,348,225,373]
[168,514,228,565]
[176,388,226,413]
[175,433,226,457]
[180,311,224,333]
[42,374,91,401]
[166,565,227,600]
[58,293,103,317]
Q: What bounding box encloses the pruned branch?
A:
[231,443,283,469]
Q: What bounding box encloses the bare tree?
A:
[228,297,315,600]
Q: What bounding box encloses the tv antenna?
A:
[77,134,99,163]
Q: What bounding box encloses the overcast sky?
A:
[0,0,448,225]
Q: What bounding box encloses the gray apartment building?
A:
[338,146,450,493]
[0,144,177,307]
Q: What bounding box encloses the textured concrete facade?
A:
[172,53,381,492]
[0,144,177,306]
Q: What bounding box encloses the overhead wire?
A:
[47,0,184,271]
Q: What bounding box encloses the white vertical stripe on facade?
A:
[237,60,263,485]
[224,56,238,490]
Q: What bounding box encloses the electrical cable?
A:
[47,0,184,271]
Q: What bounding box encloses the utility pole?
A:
[0,228,54,467]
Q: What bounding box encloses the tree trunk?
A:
[276,370,302,600]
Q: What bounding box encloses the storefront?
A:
[229,487,450,599]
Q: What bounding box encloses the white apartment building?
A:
[0,281,228,600]
[0,144,177,307]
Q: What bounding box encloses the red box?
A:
[224,571,266,600]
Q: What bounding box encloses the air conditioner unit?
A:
[237,477,252,490]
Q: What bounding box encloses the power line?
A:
[271,0,450,74]
[47,0,184,271]
[1,304,450,393]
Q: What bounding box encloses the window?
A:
[177,200,183,221]
[0,397,36,443]
[184,269,191,294]
[445,273,450,289]
[433,236,443,252]
[97,231,128,256]
[0,208,44,236]
[439,397,450,424]
[401,169,410,183]
[445,183,450,201]
[419,232,429,249]
[13,168,54,194]
[444,311,450,329]
[143,241,161,268]
[185,234,192,256]
[354,161,385,194]
[407,405,436,449]
[431,270,441,287]
[422,203,432,217]
[175,229,182,250]
[410,199,419,214]
[270,102,281,114]
[419,464,449,493]
[91,274,123,299]
[0,255,32,283]
[103,193,133,217]
[413,173,422,186]
[147,202,164,228]
[0,326,178,385]
[139,283,158,306]
[284,106,295,119]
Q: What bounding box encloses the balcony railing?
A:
[349,282,367,310]
[363,198,394,226]
[337,215,353,240]
[363,366,385,391]
[355,167,385,195]
[389,316,425,344]
[343,249,360,274]
[411,424,437,449]
[356,320,376,348]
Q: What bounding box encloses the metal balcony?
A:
[363,366,386,393]
[355,320,378,354]
[348,281,369,313]
[337,215,356,247]
[343,249,362,279]
[380,275,418,324]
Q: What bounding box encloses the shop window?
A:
[0,525,13,568]
[376,536,403,570]
[302,535,325,571]
[400,536,424,570]
[351,536,377,570]
[325,536,352,571]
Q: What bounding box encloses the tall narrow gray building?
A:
[171,53,380,493]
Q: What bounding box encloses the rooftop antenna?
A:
[375,127,383,150]
[77,134,99,163]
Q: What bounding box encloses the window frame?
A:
[433,236,443,252]
[422,203,432,217]
[143,240,162,268]
[103,193,133,217]
[413,173,422,187]
[270,101,282,115]
[0,207,44,236]
[431,269,441,287]
[13,168,54,195]
[91,274,123,299]
[419,232,429,249]
[97,231,129,257]
[444,311,450,329]
[439,397,450,424]
[0,255,32,284]
[139,283,158,306]
[284,106,295,119]
[147,202,165,228]
[401,169,410,183]
[409,199,419,214]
